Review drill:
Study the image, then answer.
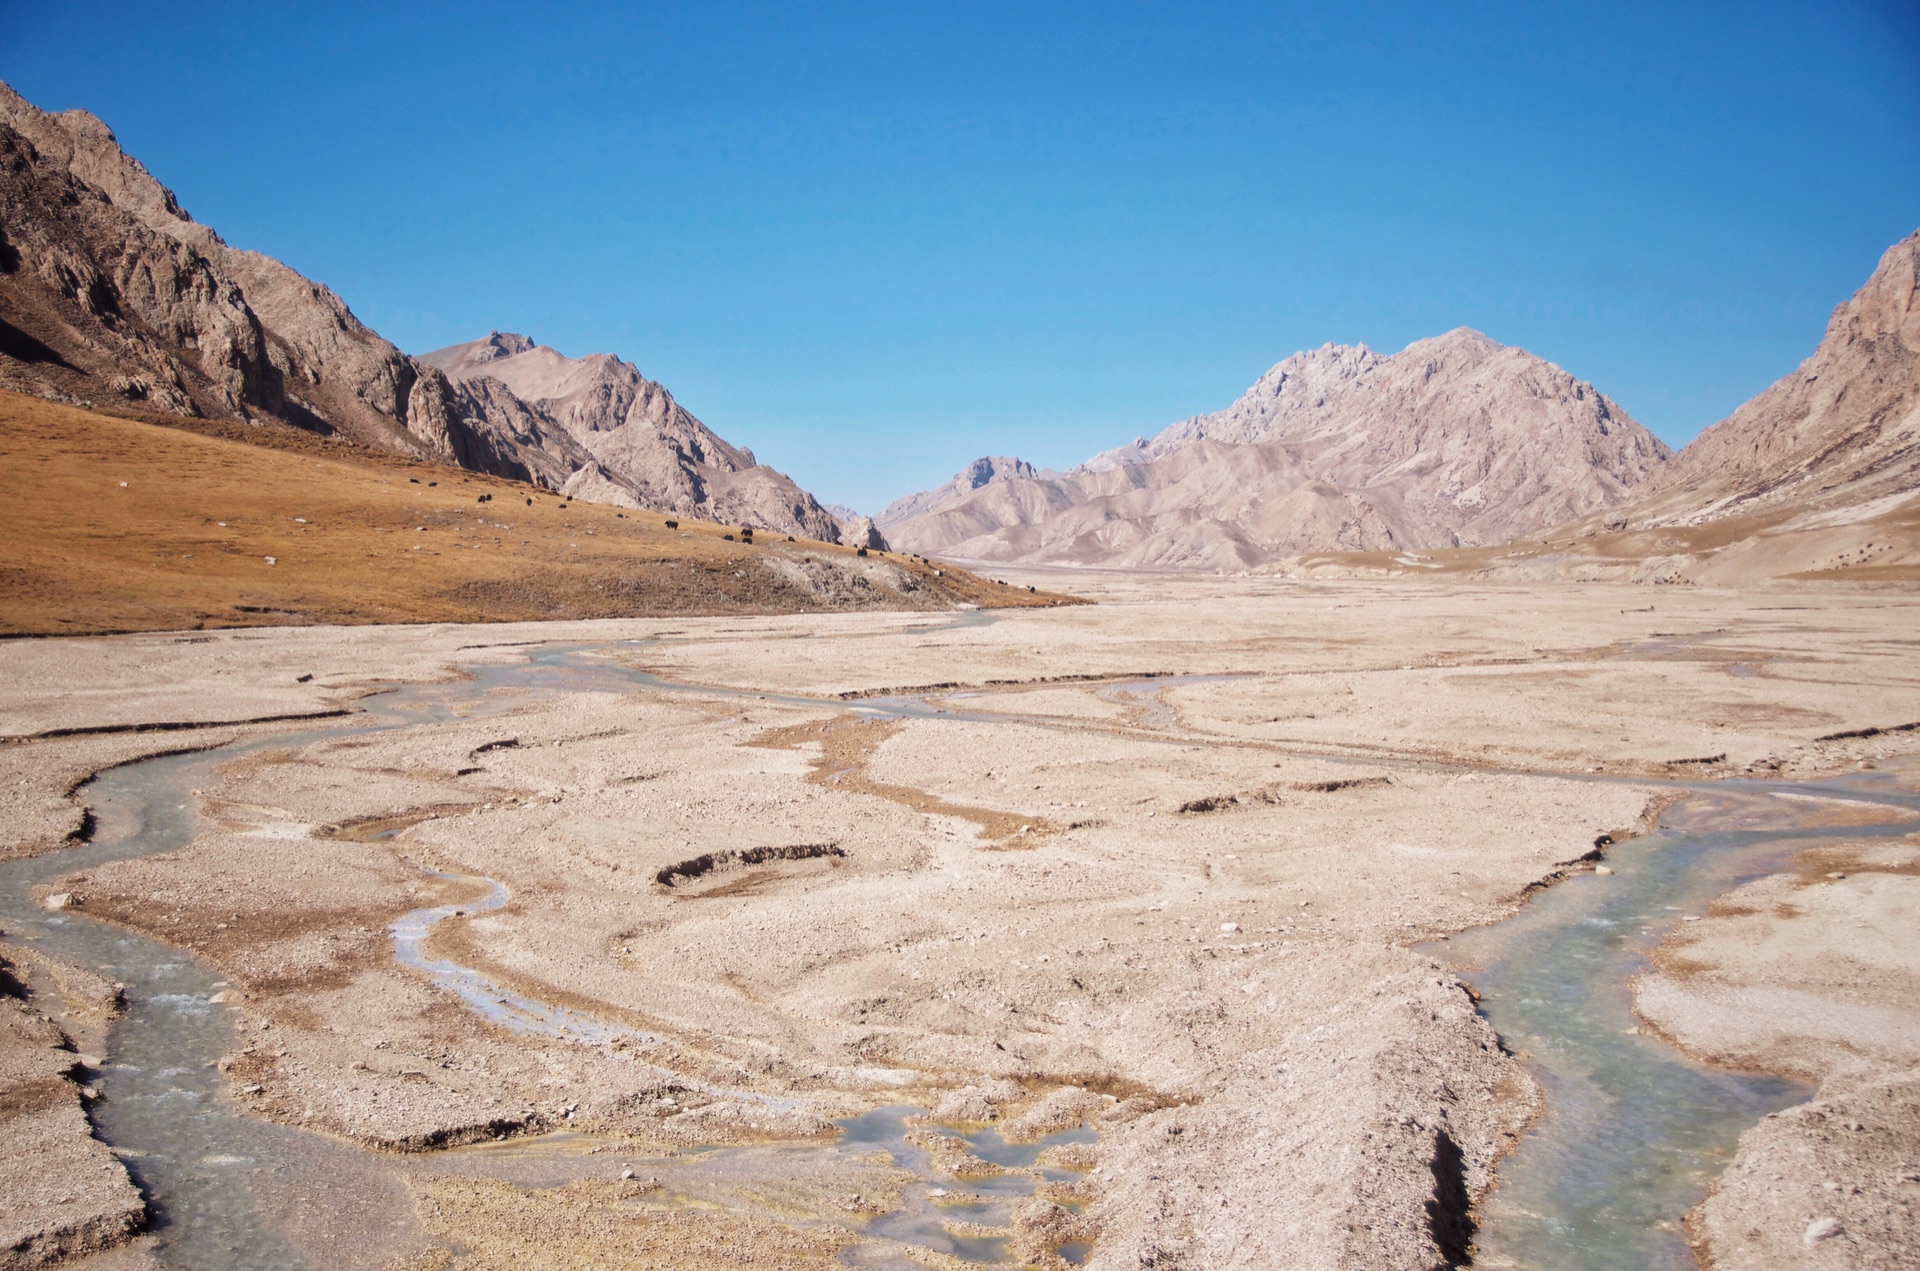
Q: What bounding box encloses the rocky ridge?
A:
[1265,229,1920,586]
[421,333,843,541]
[1633,228,1920,528]
[0,82,844,542]
[879,330,1670,568]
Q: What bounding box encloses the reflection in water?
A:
[837,1106,1094,1268]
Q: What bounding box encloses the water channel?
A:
[1,635,1913,1267]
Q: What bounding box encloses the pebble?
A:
[620,1168,635,1179]
[1803,1217,1842,1244]
[1594,865,1613,875]
[263,556,276,565]
[43,892,72,910]
[1219,922,1240,933]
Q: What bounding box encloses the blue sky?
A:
[6,2,1918,511]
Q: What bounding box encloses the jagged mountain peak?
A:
[958,455,1038,489]
[882,328,1668,567]
[471,331,538,361]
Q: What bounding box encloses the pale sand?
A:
[3,575,1917,1268]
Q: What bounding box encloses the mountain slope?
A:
[880,329,1670,567]
[0,389,1064,635]
[1632,229,1920,528]
[420,333,843,542]
[0,81,509,469]
[0,82,844,542]
[1268,230,1920,586]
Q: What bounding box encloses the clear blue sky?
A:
[6,2,1918,512]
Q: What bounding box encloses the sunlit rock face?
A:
[879,328,1669,568]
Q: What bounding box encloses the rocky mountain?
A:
[0,82,844,542]
[420,333,842,540]
[1268,229,1920,586]
[879,330,1670,568]
[1630,228,1920,528]
[878,455,1044,527]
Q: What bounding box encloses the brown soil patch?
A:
[404,1176,855,1270]
[0,390,1076,635]
[750,716,1055,845]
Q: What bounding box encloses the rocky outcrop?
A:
[879,330,1669,567]
[0,82,845,543]
[836,514,890,551]
[877,455,1043,528]
[420,333,845,541]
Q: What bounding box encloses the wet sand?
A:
[2,575,1917,1268]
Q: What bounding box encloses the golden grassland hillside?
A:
[0,391,1072,635]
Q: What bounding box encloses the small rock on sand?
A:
[1804,1216,1842,1244]
[43,892,72,910]
[1594,865,1613,875]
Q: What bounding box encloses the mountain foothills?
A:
[880,329,1672,568]
[0,83,851,544]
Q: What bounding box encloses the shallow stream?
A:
[1,636,1914,1268]
[1445,769,1920,1269]
[0,637,1096,1268]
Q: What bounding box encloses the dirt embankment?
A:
[0,390,1074,635]
[0,940,144,1265]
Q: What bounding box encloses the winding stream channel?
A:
[1,635,1915,1267]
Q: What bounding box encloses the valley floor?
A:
[2,573,1917,1269]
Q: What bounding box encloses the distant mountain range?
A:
[0,83,850,544]
[3,80,1912,579]
[879,329,1671,567]
[880,231,1918,576]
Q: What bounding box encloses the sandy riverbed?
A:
[3,574,1917,1269]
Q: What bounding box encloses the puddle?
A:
[835,1106,1093,1269]
[1442,769,1920,1269]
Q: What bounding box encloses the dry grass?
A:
[0,390,1073,635]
